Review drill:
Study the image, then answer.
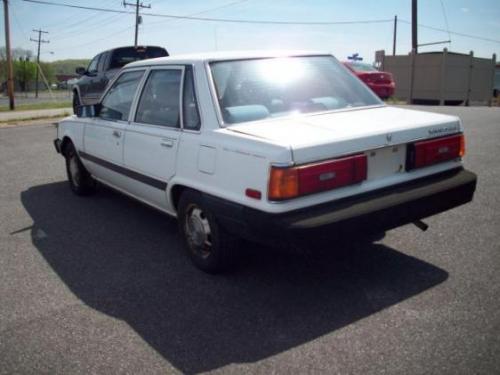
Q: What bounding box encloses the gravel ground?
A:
[0,106,499,374]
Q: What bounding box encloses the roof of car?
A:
[126,50,332,67]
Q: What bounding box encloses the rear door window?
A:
[135,69,182,128]
[182,66,201,130]
[99,70,145,121]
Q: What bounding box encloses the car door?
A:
[82,69,145,189]
[123,66,184,210]
[92,51,110,99]
[86,53,106,102]
[79,55,99,103]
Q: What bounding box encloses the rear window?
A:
[109,47,168,69]
[210,56,383,125]
[347,62,379,72]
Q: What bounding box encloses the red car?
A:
[343,61,395,99]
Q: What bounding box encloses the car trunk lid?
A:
[227,106,461,166]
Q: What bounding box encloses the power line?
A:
[51,12,125,40]
[50,24,135,53]
[21,0,500,45]
[50,2,251,50]
[22,0,393,25]
[144,0,250,28]
[11,6,28,39]
[399,19,500,44]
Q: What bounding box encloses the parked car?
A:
[57,81,68,90]
[54,51,477,273]
[343,61,395,99]
[73,45,168,113]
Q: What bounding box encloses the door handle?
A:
[160,139,175,148]
[112,130,121,138]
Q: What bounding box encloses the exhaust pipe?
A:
[413,220,429,231]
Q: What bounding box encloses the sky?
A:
[3,0,500,63]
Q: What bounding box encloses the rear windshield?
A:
[210,56,382,125]
[110,47,168,69]
[347,62,379,72]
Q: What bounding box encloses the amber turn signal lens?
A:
[459,134,465,157]
[268,167,299,200]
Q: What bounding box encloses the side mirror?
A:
[75,67,86,75]
[76,104,101,118]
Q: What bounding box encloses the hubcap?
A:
[69,156,80,187]
[185,205,212,258]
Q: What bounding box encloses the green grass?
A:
[0,101,72,112]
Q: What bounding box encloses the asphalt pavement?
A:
[0,106,499,374]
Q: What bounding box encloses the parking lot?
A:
[0,106,499,374]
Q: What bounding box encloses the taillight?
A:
[407,133,464,170]
[268,154,367,200]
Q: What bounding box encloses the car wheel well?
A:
[60,137,74,157]
[171,185,191,212]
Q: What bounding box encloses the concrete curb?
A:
[0,108,72,123]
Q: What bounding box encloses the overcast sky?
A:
[4,0,500,62]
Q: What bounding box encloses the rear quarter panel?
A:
[58,116,86,152]
[169,129,292,213]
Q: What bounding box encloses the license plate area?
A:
[366,145,406,180]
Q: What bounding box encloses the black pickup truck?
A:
[73,46,168,113]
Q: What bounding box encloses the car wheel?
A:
[178,190,238,273]
[64,142,96,196]
[72,91,80,114]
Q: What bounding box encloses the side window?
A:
[97,52,108,72]
[87,54,100,74]
[135,69,182,127]
[183,66,201,130]
[99,70,144,121]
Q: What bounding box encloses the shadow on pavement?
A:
[20,181,448,374]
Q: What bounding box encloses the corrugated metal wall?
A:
[378,50,496,105]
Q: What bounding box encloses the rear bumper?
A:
[368,83,395,98]
[204,168,477,246]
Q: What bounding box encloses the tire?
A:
[72,91,80,114]
[178,190,238,273]
[64,142,96,196]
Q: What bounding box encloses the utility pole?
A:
[392,15,398,56]
[3,0,15,110]
[412,0,418,53]
[30,28,49,98]
[123,0,151,47]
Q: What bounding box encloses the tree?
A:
[0,47,34,84]
[51,59,90,75]
[14,59,36,92]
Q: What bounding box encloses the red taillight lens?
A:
[268,154,367,200]
[407,133,464,170]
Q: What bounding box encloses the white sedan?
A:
[54,51,477,273]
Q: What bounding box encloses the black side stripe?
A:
[79,152,167,190]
